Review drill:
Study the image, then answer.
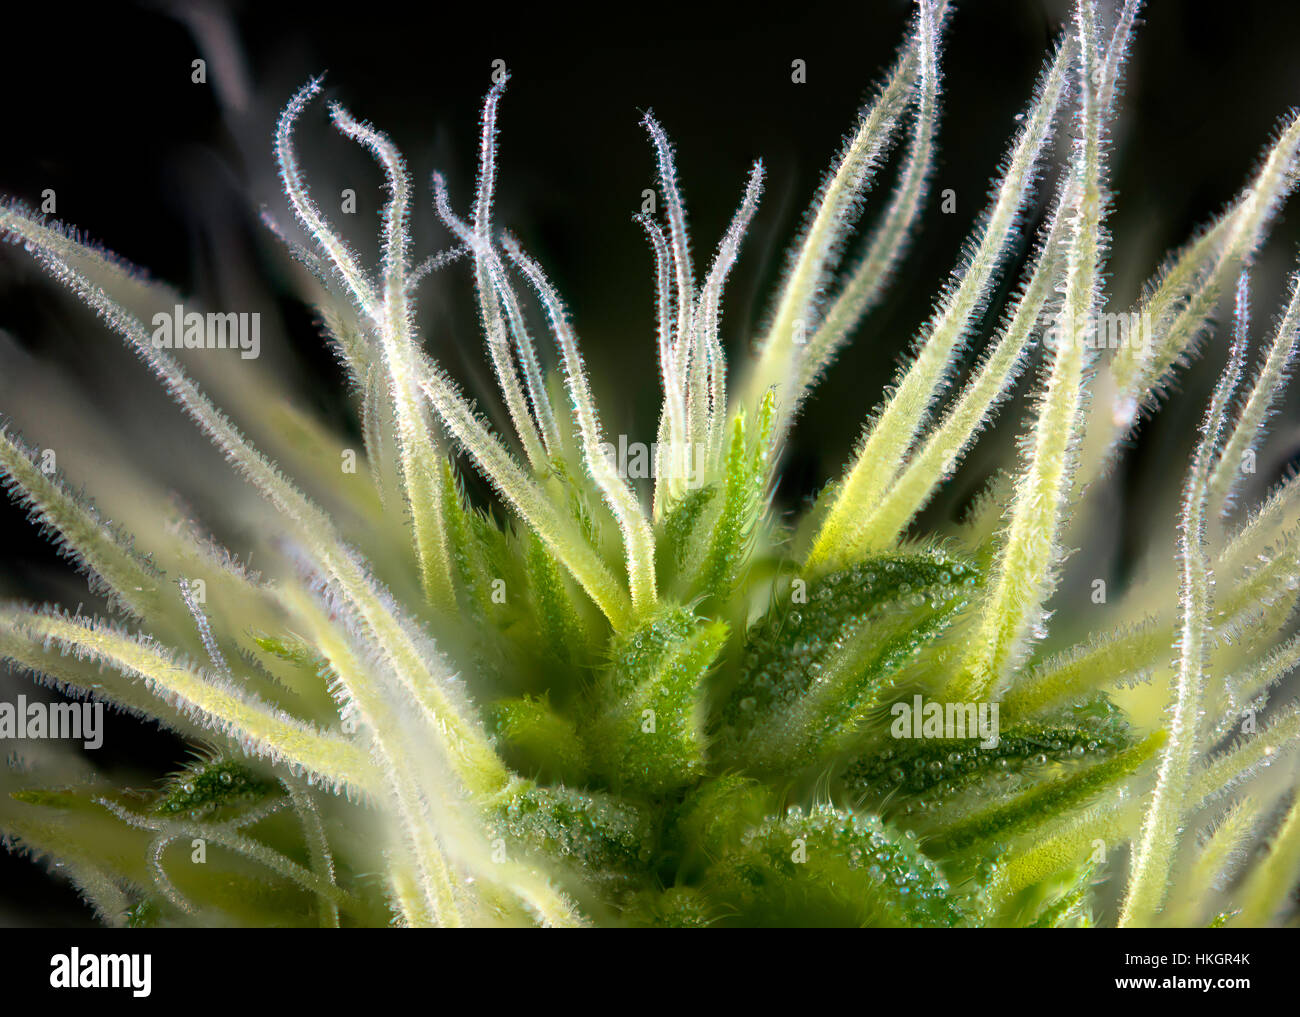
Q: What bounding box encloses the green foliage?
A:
[1,0,1299,927]
[586,605,726,795]
[844,698,1133,812]
[152,760,280,819]
[704,804,968,927]
[715,549,978,775]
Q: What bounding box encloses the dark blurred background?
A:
[2,0,1299,924]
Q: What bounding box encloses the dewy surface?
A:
[1,0,1299,927]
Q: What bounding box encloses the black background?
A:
[2,0,1300,925]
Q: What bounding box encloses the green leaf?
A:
[923,730,1166,856]
[523,530,596,669]
[586,605,727,795]
[845,700,1133,815]
[153,759,280,820]
[716,548,978,775]
[692,399,776,602]
[489,781,656,886]
[705,804,968,927]
[490,694,589,784]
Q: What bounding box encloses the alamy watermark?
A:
[152,304,261,360]
[891,694,1000,748]
[1042,308,1152,353]
[50,948,150,997]
[597,435,707,483]
[0,694,103,749]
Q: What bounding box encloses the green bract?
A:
[1,0,1299,927]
